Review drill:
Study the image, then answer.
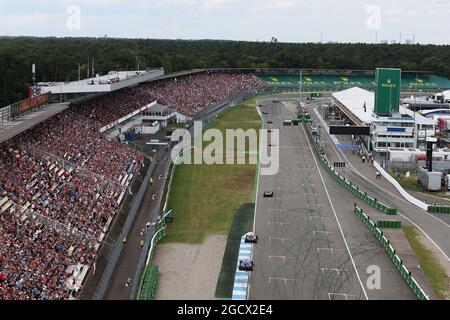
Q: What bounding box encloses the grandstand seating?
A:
[74,72,266,126]
[0,111,143,300]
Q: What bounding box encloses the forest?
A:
[1,36,449,106]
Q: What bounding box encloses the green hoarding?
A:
[375,68,401,115]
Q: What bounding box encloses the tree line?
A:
[1,36,449,107]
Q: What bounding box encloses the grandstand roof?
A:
[332,87,434,126]
[332,87,376,124]
[147,69,206,82]
[0,102,69,144]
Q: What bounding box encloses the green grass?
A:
[162,103,261,244]
[390,172,423,192]
[390,172,450,201]
[403,227,450,300]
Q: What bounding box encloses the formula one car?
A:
[245,233,259,243]
[263,111,269,115]
[239,260,254,271]
[267,120,273,124]
[263,191,274,198]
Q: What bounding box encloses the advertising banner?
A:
[375,68,401,116]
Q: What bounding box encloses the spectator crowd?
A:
[0,72,265,300]
[0,110,144,300]
[75,72,266,126]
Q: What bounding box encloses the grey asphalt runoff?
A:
[249,100,415,300]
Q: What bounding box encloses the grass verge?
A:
[162,103,260,244]
[403,227,450,300]
[390,172,450,201]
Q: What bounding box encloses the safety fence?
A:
[137,210,173,300]
[354,207,429,300]
[138,264,159,300]
[304,123,397,215]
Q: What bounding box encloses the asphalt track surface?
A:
[305,103,450,266]
[249,100,414,300]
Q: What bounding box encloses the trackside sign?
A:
[374,68,401,116]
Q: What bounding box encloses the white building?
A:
[105,103,179,138]
[332,87,436,152]
[34,69,164,103]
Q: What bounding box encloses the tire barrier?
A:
[304,123,397,215]
[428,205,450,214]
[297,113,311,123]
[377,220,402,229]
[355,207,430,300]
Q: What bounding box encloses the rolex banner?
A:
[374,68,401,116]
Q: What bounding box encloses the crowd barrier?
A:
[304,123,397,215]
[136,210,173,300]
[354,207,429,300]
[138,264,159,300]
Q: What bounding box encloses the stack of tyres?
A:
[377,220,401,228]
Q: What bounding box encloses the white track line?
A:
[248,103,265,299]
[301,123,369,300]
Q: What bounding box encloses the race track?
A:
[249,99,415,300]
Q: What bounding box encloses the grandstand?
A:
[0,70,266,300]
[259,72,450,93]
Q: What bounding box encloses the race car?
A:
[245,233,258,243]
[263,111,269,115]
[267,120,273,124]
[239,260,254,271]
[263,191,274,198]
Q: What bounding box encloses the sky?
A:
[0,0,449,44]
